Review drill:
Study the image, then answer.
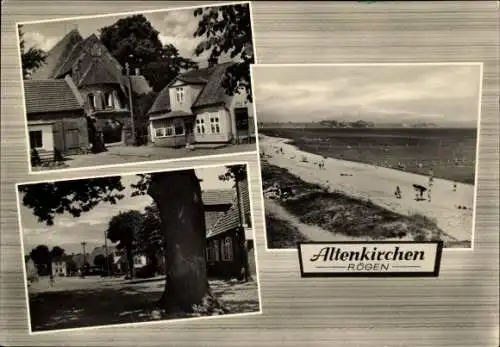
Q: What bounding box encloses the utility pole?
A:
[125,62,136,146]
[104,230,110,276]
[81,242,87,266]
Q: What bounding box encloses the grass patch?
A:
[266,212,309,249]
[262,161,448,242]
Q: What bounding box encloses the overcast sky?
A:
[20,4,241,68]
[252,64,482,126]
[20,166,235,255]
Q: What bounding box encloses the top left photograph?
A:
[17,2,257,173]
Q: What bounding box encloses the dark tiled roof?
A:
[78,58,123,87]
[24,79,84,114]
[148,84,171,115]
[202,189,235,206]
[149,110,192,121]
[192,62,235,109]
[207,180,250,238]
[124,75,152,95]
[148,62,235,116]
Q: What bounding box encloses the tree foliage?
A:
[99,15,198,92]
[93,254,106,269]
[193,4,254,102]
[50,246,65,261]
[18,25,47,79]
[107,210,144,279]
[29,245,51,267]
[18,176,125,226]
[219,164,247,183]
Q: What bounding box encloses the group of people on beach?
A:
[394,169,458,203]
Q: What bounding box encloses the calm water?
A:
[260,127,477,184]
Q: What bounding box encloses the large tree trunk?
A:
[148,170,226,315]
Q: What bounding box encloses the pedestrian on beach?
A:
[395,186,402,199]
[427,188,432,202]
[453,182,457,192]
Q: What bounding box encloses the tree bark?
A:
[148,170,226,314]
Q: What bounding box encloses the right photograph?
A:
[252,63,483,250]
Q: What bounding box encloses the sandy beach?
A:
[259,134,475,244]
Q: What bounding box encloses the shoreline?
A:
[259,134,475,187]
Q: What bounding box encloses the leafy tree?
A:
[18,25,47,79]
[106,210,143,279]
[137,203,163,274]
[50,246,65,261]
[99,15,197,92]
[193,4,254,102]
[219,165,251,282]
[66,259,77,275]
[93,254,106,271]
[29,245,51,276]
[133,91,158,146]
[19,171,225,315]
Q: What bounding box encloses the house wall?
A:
[28,110,89,155]
[169,81,203,113]
[52,261,67,277]
[79,84,129,116]
[150,116,194,147]
[206,227,246,279]
[194,106,231,143]
[27,123,54,152]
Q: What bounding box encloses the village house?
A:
[24,76,87,159]
[51,260,68,277]
[205,179,255,279]
[30,29,151,148]
[147,62,255,148]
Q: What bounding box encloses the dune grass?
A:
[262,162,449,244]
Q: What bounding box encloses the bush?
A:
[54,147,64,162]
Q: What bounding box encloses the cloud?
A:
[253,65,481,124]
[22,31,59,51]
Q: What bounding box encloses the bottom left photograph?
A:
[16,163,261,333]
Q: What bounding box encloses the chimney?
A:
[135,68,140,76]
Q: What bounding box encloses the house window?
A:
[88,93,96,110]
[154,119,181,138]
[213,240,220,262]
[221,237,233,262]
[196,118,206,134]
[105,92,114,109]
[29,130,43,149]
[210,115,221,134]
[174,122,184,136]
[176,87,184,104]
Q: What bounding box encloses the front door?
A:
[184,119,195,144]
[234,107,250,143]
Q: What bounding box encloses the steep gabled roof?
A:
[202,189,235,206]
[147,83,171,115]
[206,179,250,238]
[192,62,235,109]
[30,29,84,80]
[147,62,236,116]
[24,79,84,114]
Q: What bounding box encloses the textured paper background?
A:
[1,1,499,346]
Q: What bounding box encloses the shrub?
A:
[53,147,64,162]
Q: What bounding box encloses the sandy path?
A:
[260,135,474,242]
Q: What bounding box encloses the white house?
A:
[147,62,255,147]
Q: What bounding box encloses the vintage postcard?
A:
[252,63,482,251]
[17,162,261,333]
[17,2,257,173]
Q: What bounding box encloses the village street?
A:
[28,275,260,332]
[34,143,256,171]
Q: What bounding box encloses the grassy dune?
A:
[262,162,463,247]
